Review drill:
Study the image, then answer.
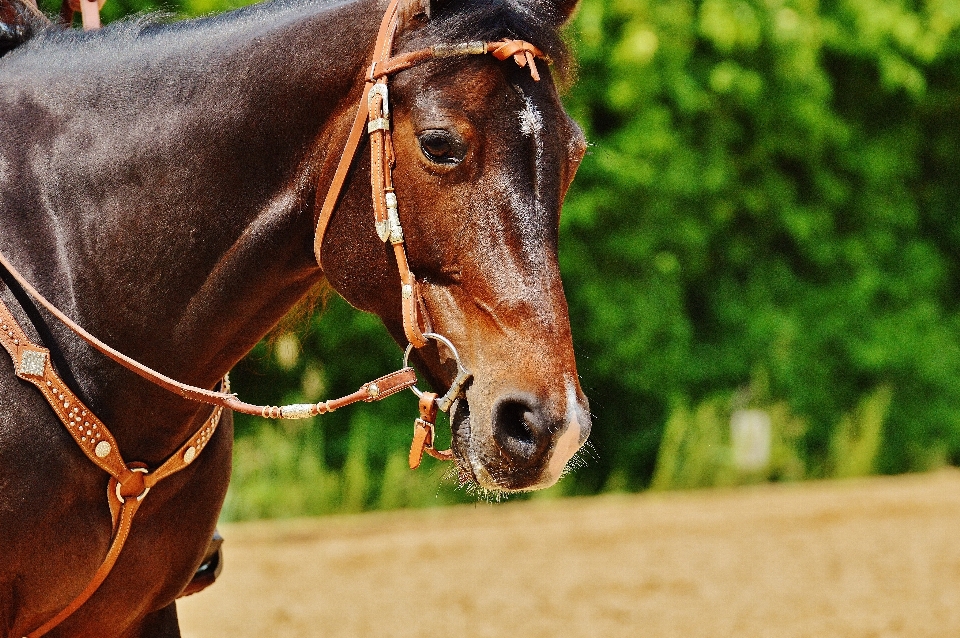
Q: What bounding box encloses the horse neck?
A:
[2,0,381,460]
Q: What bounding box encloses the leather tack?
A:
[409,420,430,469]
[0,296,228,638]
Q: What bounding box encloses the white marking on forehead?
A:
[518,96,543,139]
[517,91,545,204]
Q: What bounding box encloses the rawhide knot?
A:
[487,39,545,81]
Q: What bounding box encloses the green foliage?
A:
[828,384,892,478]
[651,397,730,490]
[50,0,960,517]
[646,383,889,491]
[561,0,960,491]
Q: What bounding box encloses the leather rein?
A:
[2,0,547,635]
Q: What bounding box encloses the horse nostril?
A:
[492,397,543,462]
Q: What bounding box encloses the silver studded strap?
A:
[0,296,227,638]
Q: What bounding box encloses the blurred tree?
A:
[561,0,960,489]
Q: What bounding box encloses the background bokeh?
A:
[39,0,960,518]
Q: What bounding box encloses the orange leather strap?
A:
[24,499,140,638]
[408,391,453,468]
[0,297,226,637]
[61,0,103,30]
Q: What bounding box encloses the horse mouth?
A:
[450,397,480,486]
[448,394,540,493]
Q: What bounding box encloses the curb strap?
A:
[408,392,454,469]
[0,298,226,637]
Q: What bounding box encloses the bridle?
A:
[2,0,548,634]
[312,0,546,351]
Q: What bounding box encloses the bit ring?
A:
[403,333,472,411]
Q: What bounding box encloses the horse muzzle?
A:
[451,377,591,492]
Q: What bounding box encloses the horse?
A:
[0,0,590,634]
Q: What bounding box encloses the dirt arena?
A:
[178,469,960,637]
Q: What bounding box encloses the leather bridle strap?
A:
[312,0,546,349]
[60,0,103,30]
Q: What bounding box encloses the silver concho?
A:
[18,350,46,377]
[95,441,111,458]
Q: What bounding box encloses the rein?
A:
[1,0,547,634]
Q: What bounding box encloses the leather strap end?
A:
[78,0,100,29]
[409,419,430,469]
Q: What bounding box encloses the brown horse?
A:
[0,0,590,634]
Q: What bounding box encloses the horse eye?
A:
[418,130,464,165]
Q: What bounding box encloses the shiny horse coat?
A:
[0,0,589,634]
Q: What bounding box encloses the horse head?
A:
[319,0,590,492]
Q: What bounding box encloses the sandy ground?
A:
[177,469,960,638]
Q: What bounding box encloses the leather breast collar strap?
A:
[0,297,226,638]
[0,267,414,638]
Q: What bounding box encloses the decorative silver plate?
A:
[18,350,47,377]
